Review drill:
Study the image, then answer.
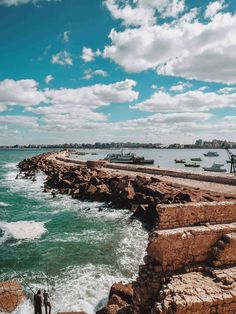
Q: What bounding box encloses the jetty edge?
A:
[12,150,236,313]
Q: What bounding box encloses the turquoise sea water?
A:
[0,149,147,314]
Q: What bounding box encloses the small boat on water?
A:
[175,159,186,163]
[184,162,200,168]
[104,152,154,165]
[190,157,202,162]
[203,163,226,172]
[203,151,219,157]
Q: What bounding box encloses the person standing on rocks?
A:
[43,289,51,314]
[34,290,43,314]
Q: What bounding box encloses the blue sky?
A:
[0,0,235,145]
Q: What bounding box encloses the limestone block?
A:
[0,281,24,313]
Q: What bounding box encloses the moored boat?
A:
[184,162,200,168]
[175,159,186,163]
[104,152,154,165]
[203,151,219,157]
[190,157,202,161]
[203,163,226,172]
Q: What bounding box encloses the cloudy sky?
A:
[0,0,236,145]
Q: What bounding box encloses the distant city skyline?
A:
[0,0,236,145]
[1,138,236,149]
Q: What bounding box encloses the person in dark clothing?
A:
[34,290,42,314]
[43,290,51,314]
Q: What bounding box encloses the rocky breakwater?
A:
[0,281,24,313]
[18,152,236,229]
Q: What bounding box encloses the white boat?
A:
[203,151,219,157]
[203,163,226,172]
[104,152,154,165]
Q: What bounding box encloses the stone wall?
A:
[147,223,236,271]
[157,201,236,229]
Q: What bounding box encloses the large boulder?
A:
[0,281,24,313]
[109,283,133,304]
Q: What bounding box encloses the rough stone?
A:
[0,281,24,313]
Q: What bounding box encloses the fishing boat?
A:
[104,152,154,165]
[203,151,219,157]
[190,157,202,161]
[175,159,186,163]
[184,162,200,168]
[203,163,226,172]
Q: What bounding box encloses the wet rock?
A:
[109,283,133,304]
[87,184,98,196]
[90,176,101,185]
[131,205,148,220]
[57,179,72,189]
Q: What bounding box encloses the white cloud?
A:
[151,84,158,89]
[170,81,192,92]
[44,75,54,84]
[104,0,185,27]
[0,79,46,108]
[43,79,138,109]
[218,87,236,94]
[81,47,101,62]
[62,30,71,43]
[131,90,236,112]
[205,0,226,19]
[83,68,108,80]
[104,0,156,27]
[104,11,236,84]
[0,0,60,6]
[0,115,38,128]
[27,79,138,131]
[51,50,73,66]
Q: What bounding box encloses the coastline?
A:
[13,150,236,313]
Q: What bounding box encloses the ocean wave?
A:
[0,220,47,243]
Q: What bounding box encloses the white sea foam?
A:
[12,299,33,314]
[51,264,128,314]
[0,220,47,242]
[116,220,148,277]
[0,202,11,207]
[3,162,18,170]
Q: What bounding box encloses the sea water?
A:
[0,149,148,314]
